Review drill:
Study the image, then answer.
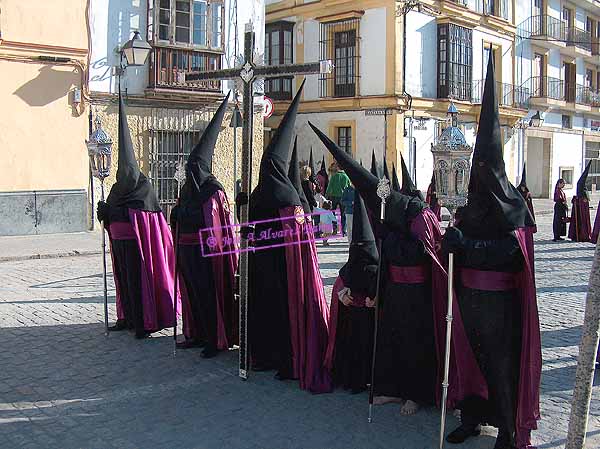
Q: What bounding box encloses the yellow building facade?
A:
[0,1,91,235]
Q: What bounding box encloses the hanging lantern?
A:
[431,103,473,212]
[86,116,113,181]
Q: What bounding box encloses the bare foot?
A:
[373,396,404,406]
[400,400,419,415]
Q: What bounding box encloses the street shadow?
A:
[13,66,78,107]
[536,246,595,254]
[322,276,338,287]
[536,430,600,448]
[541,364,576,393]
[2,295,115,305]
[318,262,345,270]
[30,273,108,289]
[541,325,582,349]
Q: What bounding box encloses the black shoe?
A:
[446,424,480,444]
[274,370,293,381]
[108,320,127,331]
[201,346,218,358]
[176,339,206,349]
[135,330,151,339]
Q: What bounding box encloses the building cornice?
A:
[0,40,88,58]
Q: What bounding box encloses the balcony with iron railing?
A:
[517,15,595,55]
[438,79,529,109]
[148,46,222,93]
[576,85,600,107]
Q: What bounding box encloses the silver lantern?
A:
[85,115,113,337]
[431,102,473,215]
[432,102,473,449]
[86,116,113,181]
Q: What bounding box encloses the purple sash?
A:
[388,265,429,284]
[109,222,136,240]
[179,233,201,245]
[460,268,516,292]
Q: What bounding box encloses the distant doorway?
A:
[526,136,551,198]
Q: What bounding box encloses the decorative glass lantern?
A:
[121,31,152,67]
[431,103,473,214]
[86,116,113,181]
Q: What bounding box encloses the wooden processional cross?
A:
[186,22,331,380]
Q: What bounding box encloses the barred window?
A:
[337,127,352,154]
[319,18,360,98]
[265,22,294,100]
[437,24,472,101]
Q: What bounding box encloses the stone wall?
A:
[88,99,264,227]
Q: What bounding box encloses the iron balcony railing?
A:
[576,85,600,107]
[528,76,565,101]
[438,80,529,109]
[518,15,594,51]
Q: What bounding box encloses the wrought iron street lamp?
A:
[86,117,113,336]
[430,103,473,449]
[529,110,543,128]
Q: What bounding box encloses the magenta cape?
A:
[410,209,488,409]
[591,202,600,243]
[316,173,328,193]
[325,277,369,370]
[512,228,542,448]
[280,206,333,393]
[180,191,239,350]
[110,210,179,331]
[568,197,591,242]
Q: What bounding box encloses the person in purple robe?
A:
[568,161,592,242]
[245,81,332,393]
[553,179,568,241]
[170,94,238,358]
[324,188,377,393]
[590,197,600,244]
[426,173,442,222]
[97,93,177,339]
[517,164,537,274]
[442,57,540,449]
[311,122,487,417]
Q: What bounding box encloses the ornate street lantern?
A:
[431,103,473,215]
[86,116,113,181]
[121,31,152,67]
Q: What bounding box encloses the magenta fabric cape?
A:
[180,191,239,349]
[523,226,536,278]
[568,197,591,242]
[325,277,369,370]
[512,228,542,449]
[280,206,333,393]
[316,173,328,194]
[591,202,600,243]
[109,210,179,331]
[410,208,488,409]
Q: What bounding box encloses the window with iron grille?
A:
[148,0,224,49]
[337,127,352,154]
[437,24,473,101]
[264,22,294,100]
[319,18,360,98]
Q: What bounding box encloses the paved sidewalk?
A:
[0,231,103,262]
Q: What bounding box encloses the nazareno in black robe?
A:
[325,188,378,393]
[171,93,238,355]
[374,231,436,404]
[445,55,540,449]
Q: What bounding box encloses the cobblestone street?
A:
[0,215,599,449]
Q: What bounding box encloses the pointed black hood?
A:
[251,81,305,211]
[309,147,316,181]
[383,158,390,180]
[106,93,161,211]
[310,122,426,233]
[288,137,311,214]
[400,154,425,200]
[391,163,401,192]
[370,150,380,178]
[461,56,533,235]
[339,188,379,292]
[576,161,591,198]
[180,93,229,204]
[517,163,529,194]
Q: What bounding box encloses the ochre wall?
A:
[1,1,89,50]
[0,61,89,192]
[0,0,90,193]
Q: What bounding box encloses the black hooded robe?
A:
[568,162,592,242]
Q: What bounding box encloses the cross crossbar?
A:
[185,62,322,82]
